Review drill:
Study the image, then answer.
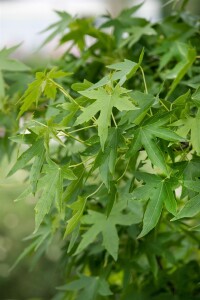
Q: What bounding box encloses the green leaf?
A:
[76,85,136,149]
[164,43,196,99]
[141,130,168,174]
[30,146,46,194]
[127,116,184,174]
[62,165,85,203]
[65,196,87,237]
[75,200,141,260]
[175,116,200,155]
[40,11,72,47]
[58,274,112,299]
[121,24,157,48]
[0,46,30,72]
[8,139,44,177]
[87,50,144,90]
[93,128,123,187]
[172,194,200,220]
[183,179,200,192]
[192,86,200,104]
[120,91,155,125]
[34,159,76,232]
[18,68,67,118]
[164,182,177,216]
[106,181,117,217]
[138,182,165,238]
[107,49,144,85]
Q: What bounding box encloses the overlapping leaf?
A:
[127,113,185,173]
[172,179,200,220]
[34,158,77,232]
[132,172,178,238]
[75,200,142,260]
[18,68,68,118]
[75,85,137,149]
[58,274,112,300]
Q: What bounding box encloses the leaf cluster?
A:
[2,2,200,299]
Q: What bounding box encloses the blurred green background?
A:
[0,158,62,299]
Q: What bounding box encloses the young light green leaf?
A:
[107,49,144,85]
[76,85,136,149]
[64,196,87,237]
[87,50,144,90]
[18,68,68,118]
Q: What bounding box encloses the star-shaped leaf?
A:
[133,172,178,238]
[75,200,142,260]
[75,85,137,149]
[18,68,68,118]
[127,114,185,174]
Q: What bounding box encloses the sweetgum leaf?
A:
[75,201,141,260]
[18,68,68,118]
[76,85,136,149]
[127,116,185,174]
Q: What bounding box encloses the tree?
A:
[1,1,200,298]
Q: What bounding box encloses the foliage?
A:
[1,1,200,299]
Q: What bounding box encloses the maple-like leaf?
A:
[18,68,68,118]
[34,158,77,232]
[40,11,72,48]
[157,42,196,99]
[87,50,144,90]
[75,85,137,149]
[75,200,142,260]
[127,114,185,174]
[133,172,178,238]
[121,24,157,48]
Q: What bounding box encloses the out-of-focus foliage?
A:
[1,1,200,299]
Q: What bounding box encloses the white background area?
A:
[0,0,161,55]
